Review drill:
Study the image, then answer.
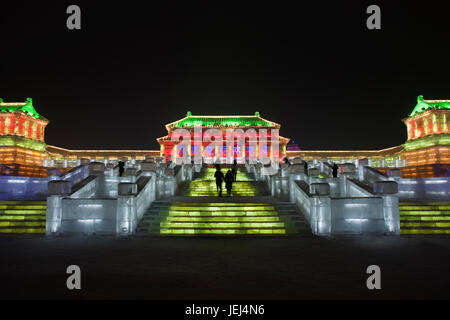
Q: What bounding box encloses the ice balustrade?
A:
[116,173,156,236]
[0,165,89,200]
[394,177,450,201]
[346,162,448,201]
[46,163,193,236]
[248,160,400,235]
[60,165,90,186]
[0,176,55,200]
[0,158,170,201]
[358,166,390,185]
[320,162,334,177]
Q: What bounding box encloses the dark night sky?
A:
[1,1,449,151]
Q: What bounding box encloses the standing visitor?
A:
[214,165,224,197]
[232,160,238,182]
[303,161,308,175]
[118,161,125,177]
[225,170,234,196]
[332,163,339,178]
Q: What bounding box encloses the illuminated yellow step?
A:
[401,216,450,221]
[0,215,46,220]
[400,211,450,216]
[165,216,281,222]
[168,203,272,207]
[401,222,450,228]
[0,201,47,234]
[189,187,256,188]
[159,222,285,228]
[159,228,286,235]
[401,229,450,235]
[0,221,45,227]
[0,210,46,215]
[0,228,45,234]
[0,205,46,210]
[168,205,275,211]
[166,211,278,217]
[399,206,450,210]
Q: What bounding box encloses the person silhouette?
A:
[232,160,238,182]
[214,165,224,197]
[303,161,308,175]
[118,161,125,177]
[332,163,339,178]
[225,170,234,196]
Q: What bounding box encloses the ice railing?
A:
[248,160,400,236]
[0,165,89,201]
[395,177,450,201]
[116,172,156,236]
[46,163,193,236]
[154,163,193,199]
[59,165,90,187]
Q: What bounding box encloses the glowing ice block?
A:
[373,181,398,194]
[47,180,71,195]
[118,183,137,196]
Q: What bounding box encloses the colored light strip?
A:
[404,135,450,151]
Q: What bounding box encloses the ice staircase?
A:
[0,201,46,234]
[137,201,310,236]
[400,201,450,235]
[137,166,309,236]
[178,167,268,197]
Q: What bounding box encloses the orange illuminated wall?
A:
[0,98,49,177]
[401,96,450,178]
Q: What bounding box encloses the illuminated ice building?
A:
[0,98,49,177]
[157,111,290,163]
[401,95,450,178]
[0,96,448,236]
[0,96,446,178]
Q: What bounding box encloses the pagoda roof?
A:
[409,95,450,117]
[0,97,46,120]
[166,111,280,130]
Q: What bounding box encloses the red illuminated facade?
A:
[157,112,290,163]
[401,96,450,178]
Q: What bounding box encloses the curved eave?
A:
[402,108,450,123]
[0,110,48,123]
[409,99,450,118]
[165,114,280,130]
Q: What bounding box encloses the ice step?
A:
[0,227,46,234]
[137,202,311,236]
[0,201,47,234]
[399,201,450,235]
